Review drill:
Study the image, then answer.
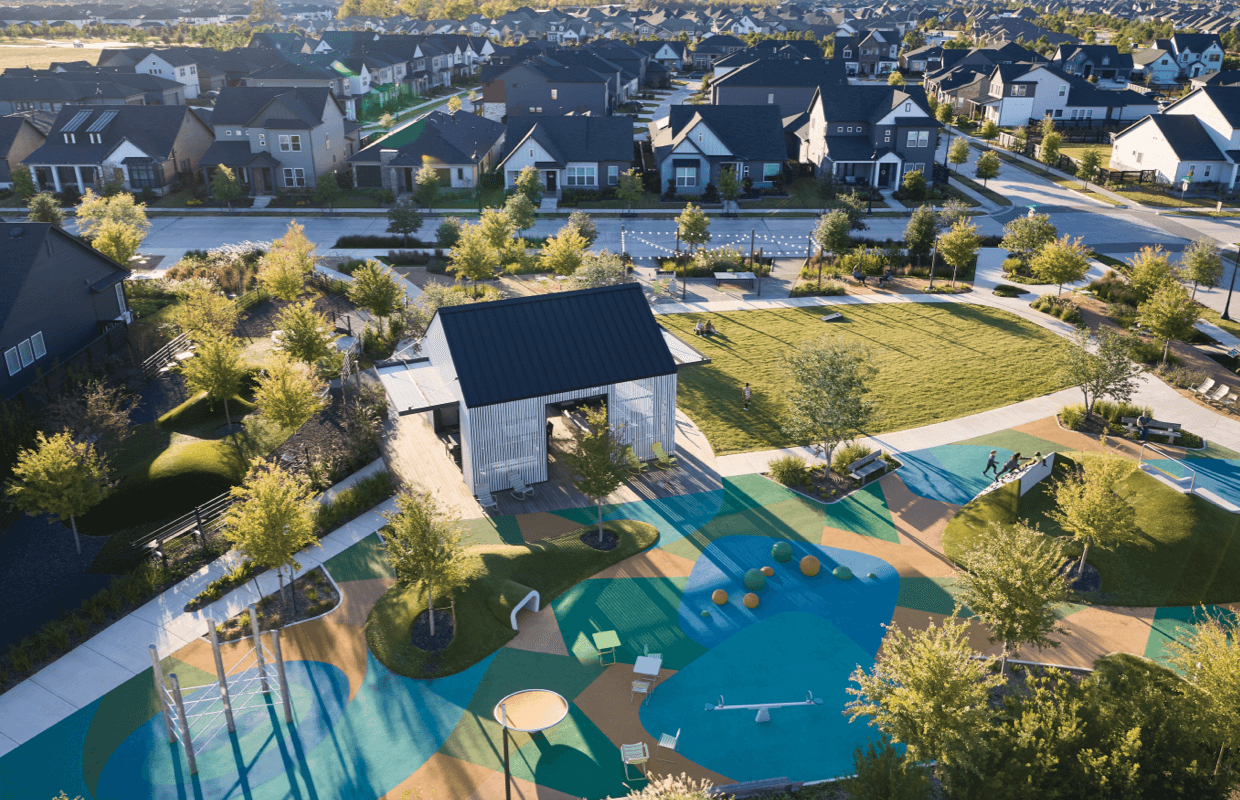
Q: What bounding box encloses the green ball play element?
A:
[771,542,793,562]
[867,572,877,580]
[700,609,711,618]
[833,566,854,580]
[744,568,766,591]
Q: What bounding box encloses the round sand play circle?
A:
[493,690,569,733]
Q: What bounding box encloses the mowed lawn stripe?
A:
[661,304,1072,455]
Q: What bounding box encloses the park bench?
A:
[709,777,804,798]
[713,271,756,290]
[1121,417,1181,443]
[847,450,887,485]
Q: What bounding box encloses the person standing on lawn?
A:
[742,383,752,411]
[982,450,999,478]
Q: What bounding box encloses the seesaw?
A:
[705,690,824,723]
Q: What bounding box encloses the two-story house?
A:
[131,49,202,100]
[835,30,900,77]
[0,116,45,189]
[21,104,212,195]
[803,85,940,189]
[636,40,690,72]
[497,115,633,198]
[710,58,849,116]
[980,63,1156,126]
[1110,86,1240,189]
[197,87,353,195]
[349,108,506,193]
[480,62,611,122]
[650,104,788,195]
[1052,44,1132,84]
[1153,33,1226,80]
[1131,48,1181,86]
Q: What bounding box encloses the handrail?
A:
[1138,442,1196,493]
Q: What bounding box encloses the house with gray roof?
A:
[480,61,612,121]
[498,115,633,198]
[1111,86,1240,189]
[650,104,788,197]
[349,108,506,194]
[0,115,45,189]
[710,58,848,115]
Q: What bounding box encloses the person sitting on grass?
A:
[694,321,706,336]
[703,320,717,335]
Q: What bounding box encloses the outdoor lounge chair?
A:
[1207,384,1232,404]
[1194,377,1217,396]
[477,489,498,510]
[509,471,533,500]
[653,442,678,469]
[625,446,649,476]
[656,728,681,761]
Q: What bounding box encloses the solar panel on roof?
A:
[86,110,117,133]
[61,111,92,133]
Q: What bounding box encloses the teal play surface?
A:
[1146,458,1240,505]
[898,445,1017,505]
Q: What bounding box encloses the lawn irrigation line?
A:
[707,690,824,722]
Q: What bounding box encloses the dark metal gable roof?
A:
[434,284,677,408]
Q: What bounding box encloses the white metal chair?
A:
[509,470,534,500]
[1208,384,1233,404]
[1194,377,1217,395]
[656,728,680,761]
[621,742,650,781]
[476,489,498,510]
[631,680,651,704]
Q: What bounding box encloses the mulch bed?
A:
[768,458,902,504]
[580,528,620,551]
[216,567,340,641]
[410,608,455,653]
[268,388,381,491]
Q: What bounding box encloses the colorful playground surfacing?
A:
[4,426,1239,800]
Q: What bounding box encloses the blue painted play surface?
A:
[678,536,899,654]
[1146,458,1240,505]
[898,445,1015,505]
[639,612,877,783]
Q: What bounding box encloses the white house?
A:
[135,50,200,99]
[980,63,1156,126]
[1110,86,1240,188]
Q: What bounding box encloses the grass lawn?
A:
[661,305,1073,455]
[365,520,659,677]
[1058,143,1112,162]
[943,452,1240,607]
[0,44,98,71]
[1109,185,1219,209]
[951,173,1012,206]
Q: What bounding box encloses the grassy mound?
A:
[157,390,257,432]
[366,520,659,678]
[943,452,1240,606]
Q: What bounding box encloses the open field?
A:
[0,44,100,71]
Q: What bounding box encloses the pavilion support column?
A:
[73,165,84,190]
[52,166,62,193]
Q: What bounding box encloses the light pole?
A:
[1223,249,1239,321]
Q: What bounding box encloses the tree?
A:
[903,30,926,50]
[979,119,1000,145]
[900,168,926,201]
[76,189,149,240]
[1048,456,1136,577]
[91,219,144,265]
[1075,146,1103,187]
[1000,212,1057,268]
[904,205,937,265]
[247,0,283,22]
[616,168,644,209]
[832,191,869,231]
[448,222,497,295]
[1039,115,1057,139]
[887,69,906,85]
[676,203,711,252]
[948,137,970,172]
[539,227,588,276]
[563,210,598,247]
[514,165,543,205]
[937,197,971,230]
[572,249,628,289]
[12,167,36,201]
[847,617,1002,785]
[414,164,441,213]
[382,488,473,637]
[974,150,1001,187]
[387,197,425,243]
[269,221,316,274]
[717,167,742,205]
[5,431,109,554]
[1059,328,1142,419]
[1039,130,1062,171]
[45,379,135,460]
[478,207,514,251]
[258,249,305,301]
[254,354,326,431]
[781,336,877,470]
[813,209,854,283]
[1138,279,1200,364]
[1031,234,1090,294]
[436,216,463,248]
[27,192,64,225]
[171,283,239,338]
[379,112,394,129]
[347,260,403,337]
[955,521,1073,674]
[504,192,536,237]
[935,102,954,124]
[447,94,462,112]
[313,172,345,211]
[1124,245,1178,302]
[275,300,339,365]
[1164,610,1240,775]
[562,404,626,544]
[221,464,318,609]
[1181,238,1223,299]
[937,219,981,288]
[182,334,246,428]
[210,166,247,212]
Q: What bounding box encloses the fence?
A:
[108,490,237,569]
[1024,117,1128,133]
[994,136,1157,185]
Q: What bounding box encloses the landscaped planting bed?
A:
[214,567,340,641]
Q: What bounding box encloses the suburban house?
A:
[690,34,746,70]
[635,40,689,71]
[979,63,1157,126]
[650,104,788,195]
[498,115,632,197]
[1052,44,1132,84]
[131,48,205,99]
[900,43,967,76]
[708,58,849,115]
[349,108,505,193]
[802,85,939,189]
[1,222,132,403]
[834,29,900,77]
[0,76,146,115]
[197,86,355,194]
[1153,33,1226,80]
[0,115,45,189]
[21,104,212,195]
[1131,48,1182,85]
[375,283,697,496]
[1110,87,1240,189]
[480,61,612,121]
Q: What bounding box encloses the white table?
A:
[634,655,663,678]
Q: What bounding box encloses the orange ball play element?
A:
[711,589,728,605]
[761,566,774,577]
[743,592,760,609]
[800,555,821,577]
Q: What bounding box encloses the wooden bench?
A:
[847,450,887,484]
[709,777,803,798]
[1121,416,1181,442]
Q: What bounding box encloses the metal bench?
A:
[1121,416,1181,442]
[709,777,804,798]
[847,450,886,484]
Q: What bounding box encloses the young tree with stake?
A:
[1138,280,1200,364]
[504,193,536,237]
[1030,234,1091,294]
[1000,212,1057,271]
[539,227,588,276]
[1075,146,1103,188]
[1049,456,1136,577]
[563,404,626,545]
[676,203,711,252]
[781,336,877,472]
[386,197,424,243]
[936,219,981,288]
[211,165,247,212]
[948,138,970,172]
[975,149,1001,187]
[6,432,109,554]
[616,168,645,210]
[904,204,937,265]
[347,260,403,338]
[222,464,318,611]
[414,164,440,213]
[448,222,497,296]
[514,165,543,205]
[813,209,853,282]
[1181,238,1223,299]
[172,283,240,339]
[181,334,246,429]
[1058,328,1142,420]
[275,301,339,365]
[383,489,474,637]
[254,354,327,431]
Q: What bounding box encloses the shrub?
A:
[436,217,463,248]
[791,280,847,297]
[1001,256,1024,275]
[832,442,873,475]
[315,470,395,533]
[845,738,931,800]
[1127,337,1172,365]
[385,250,430,265]
[1089,271,1143,306]
[100,586,123,613]
[334,234,431,248]
[1107,302,1138,329]
[44,620,70,652]
[1031,294,1082,324]
[701,182,720,203]
[187,560,261,611]
[1092,399,1152,425]
[6,643,33,674]
[768,455,810,486]
[1155,363,1208,390]
[337,257,368,276]
[1060,404,1084,429]
[993,284,1028,297]
[68,613,91,638]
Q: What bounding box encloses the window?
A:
[1135,151,1142,163]
[904,102,911,112]
[283,167,306,187]
[258,134,265,147]
[1059,84,1067,96]
[767,93,775,104]
[843,49,852,59]
[884,129,891,143]
[89,132,101,144]
[608,165,618,184]
[180,67,186,76]
[128,164,162,189]
[17,339,34,368]
[458,168,465,180]
[3,348,18,377]
[1205,165,1213,178]
[566,166,596,186]
[279,135,301,152]
[762,163,778,180]
[191,66,196,73]
[837,126,844,132]
[326,135,330,151]
[226,129,233,136]
[675,166,696,187]
[1210,54,1221,62]
[906,131,918,147]
[904,162,923,176]
[63,133,75,144]
[1054,109,1063,117]
[551,89,558,99]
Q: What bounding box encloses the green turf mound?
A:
[158,390,257,432]
[366,520,659,678]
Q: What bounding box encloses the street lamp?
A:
[1223,249,1239,321]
